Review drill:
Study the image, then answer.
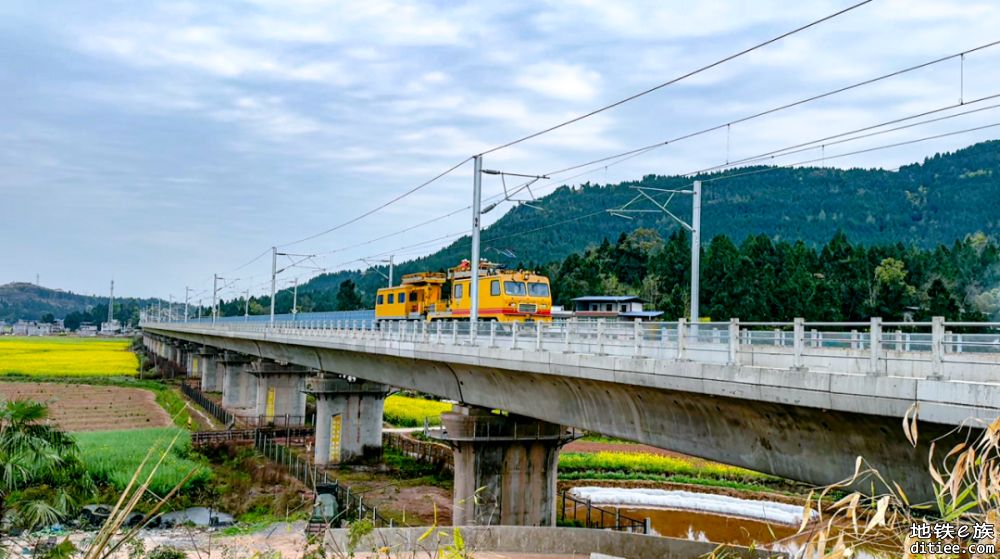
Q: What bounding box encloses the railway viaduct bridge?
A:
[141,315,1000,526]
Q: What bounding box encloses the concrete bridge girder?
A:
[143,327,989,503]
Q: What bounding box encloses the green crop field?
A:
[74,428,211,495]
[383,394,453,427]
[0,337,137,377]
[558,451,776,482]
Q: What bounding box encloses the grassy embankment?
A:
[73,428,211,495]
[559,451,782,491]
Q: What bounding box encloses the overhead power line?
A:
[479,0,875,156]
[531,38,1000,183]
[212,0,874,279]
[276,156,472,249]
[447,121,1000,251]
[300,96,1000,280]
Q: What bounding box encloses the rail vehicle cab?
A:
[374,260,552,323]
[374,272,446,320]
[436,260,552,323]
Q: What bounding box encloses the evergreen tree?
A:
[335,279,363,311]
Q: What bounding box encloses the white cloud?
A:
[6,0,1000,294]
[515,62,602,102]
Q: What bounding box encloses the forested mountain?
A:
[224,139,1000,316]
[0,282,157,327]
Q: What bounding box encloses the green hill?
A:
[0,283,158,326]
[269,139,999,308]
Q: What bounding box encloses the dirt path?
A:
[184,398,223,431]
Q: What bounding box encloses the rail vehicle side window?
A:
[490,280,500,296]
[606,303,613,311]
[388,294,394,304]
[455,284,463,299]
[621,304,627,312]
[377,295,383,305]
[528,282,549,297]
[504,281,526,296]
[399,293,406,303]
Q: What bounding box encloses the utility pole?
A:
[157,299,162,322]
[269,247,315,326]
[291,278,299,321]
[690,180,702,327]
[168,294,173,322]
[607,179,702,326]
[198,299,202,320]
[212,274,221,324]
[184,286,191,322]
[388,255,394,287]
[244,288,250,322]
[108,280,115,323]
[470,155,483,324]
[270,246,277,326]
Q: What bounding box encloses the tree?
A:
[335,280,363,311]
[921,278,960,320]
[868,258,917,320]
[40,313,55,324]
[0,400,93,531]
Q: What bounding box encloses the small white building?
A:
[570,296,664,321]
[78,323,98,337]
[100,319,122,336]
[12,320,53,336]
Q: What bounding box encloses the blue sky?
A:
[3,0,1000,300]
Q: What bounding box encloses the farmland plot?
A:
[0,337,137,376]
[0,382,172,431]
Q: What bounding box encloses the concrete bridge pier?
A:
[440,406,567,527]
[306,375,388,466]
[199,351,221,392]
[184,347,200,378]
[221,355,253,408]
[248,361,310,424]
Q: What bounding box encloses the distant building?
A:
[78,323,98,337]
[100,319,122,336]
[570,295,664,321]
[12,320,53,336]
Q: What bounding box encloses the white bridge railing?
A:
[142,317,1000,382]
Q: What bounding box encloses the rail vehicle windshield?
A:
[503,281,527,296]
[528,282,549,297]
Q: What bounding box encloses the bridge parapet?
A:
[142,316,1000,382]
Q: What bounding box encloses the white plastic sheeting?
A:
[570,487,815,526]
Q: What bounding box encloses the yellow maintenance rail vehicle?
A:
[375,260,552,323]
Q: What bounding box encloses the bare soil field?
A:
[0,381,171,431]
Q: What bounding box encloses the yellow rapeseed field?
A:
[0,337,138,377]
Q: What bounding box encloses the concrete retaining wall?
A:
[322,526,783,558]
